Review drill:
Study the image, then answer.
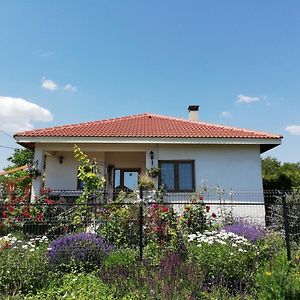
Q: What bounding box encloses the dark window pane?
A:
[160,163,175,190]
[178,163,193,191]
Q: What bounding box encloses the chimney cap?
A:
[188,105,199,111]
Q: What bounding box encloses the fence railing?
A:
[1,189,300,261]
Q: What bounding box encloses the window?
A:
[114,168,140,191]
[159,160,195,192]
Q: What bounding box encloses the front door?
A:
[113,168,140,193]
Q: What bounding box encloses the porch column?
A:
[145,148,159,187]
[31,146,45,201]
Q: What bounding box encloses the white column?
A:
[145,147,159,187]
[31,146,45,201]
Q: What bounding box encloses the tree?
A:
[0,148,34,197]
[262,156,300,190]
[7,148,34,168]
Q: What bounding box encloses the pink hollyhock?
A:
[211,212,217,218]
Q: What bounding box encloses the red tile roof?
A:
[14,113,282,139]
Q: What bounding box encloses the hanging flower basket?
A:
[147,167,160,178]
[27,165,41,179]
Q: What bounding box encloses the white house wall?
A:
[157,144,263,192]
[45,151,105,190]
[41,143,263,193]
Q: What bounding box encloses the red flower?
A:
[199,195,204,201]
[206,205,210,212]
[22,209,31,218]
[2,211,7,218]
[152,204,158,209]
[9,205,14,212]
[161,207,168,213]
[211,212,217,218]
[36,212,43,222]
[45,198,55,205]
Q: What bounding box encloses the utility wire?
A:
[0,145,20,150]
[0,129,14,139]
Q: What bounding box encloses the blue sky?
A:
[0,0,299,169]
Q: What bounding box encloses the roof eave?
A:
[14,136,282,148]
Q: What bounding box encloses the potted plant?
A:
[147,167,160,178]
[138,173,155,190]
[27,165,41,179]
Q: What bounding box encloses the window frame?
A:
[158,160,195,192]
[113,168,141,191]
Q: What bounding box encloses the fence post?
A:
[282,191,291,261]
[139,188,144,263]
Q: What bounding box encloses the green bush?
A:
[97,203,140,247]
[103,248,138,270]
[255,252,300,300]
[0,242,48,296]
[188,230,260,293]
[25,272,115,300]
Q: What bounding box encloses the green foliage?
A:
[0,243,48,296]
[101,248,138,296]
[147,166,160,178]
[138,173,155,190]
[255,252,300,300]
[72,145,106,229]
[179,193,208,234]
[25,272,115,300]
[7,149,34,167]
[262,156,300,190]
[97,203,140,247]
[0,149,34,198]
[189,237,259,292]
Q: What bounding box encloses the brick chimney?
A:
[188,105,199,121]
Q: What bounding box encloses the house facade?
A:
[14,106,282,204]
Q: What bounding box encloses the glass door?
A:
[114,168,140,192]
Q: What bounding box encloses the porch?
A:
[32,143,158,199]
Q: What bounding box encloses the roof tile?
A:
[14,113,282,139]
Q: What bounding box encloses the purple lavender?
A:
[47,233,113,267]
[223,221,266,242]
[160,253,182,277]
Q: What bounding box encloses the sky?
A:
[0,0,300,169]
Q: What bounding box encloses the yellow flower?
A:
[265,271,272,276]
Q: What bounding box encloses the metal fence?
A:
[1,189,300,261]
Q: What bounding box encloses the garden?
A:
[1,147,300,299]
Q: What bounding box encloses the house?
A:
[14,106,282,206]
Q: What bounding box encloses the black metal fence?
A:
[1,189,300,261]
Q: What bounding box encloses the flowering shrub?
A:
[47,233,113,271]
[0,188,66,236]
[223,221,266,242]
[97,203,140,247]
[188,230,260,292]
[145,204,178,244]
[180,193,216,234]
[0,235,49,295]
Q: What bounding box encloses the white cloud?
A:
[63,84,77,92]
[0,96,53,134]
[41,77,58,91]
[285,125,300,135]
[237,94,260,103]
[221,111,232,117]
